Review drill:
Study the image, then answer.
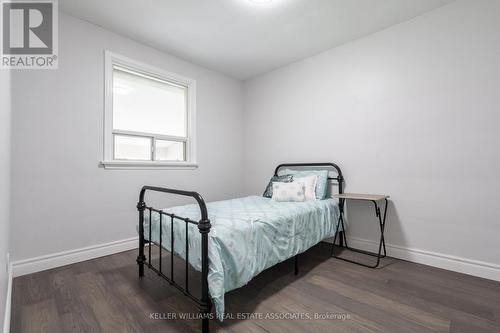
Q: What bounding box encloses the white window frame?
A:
[101,51,197,169]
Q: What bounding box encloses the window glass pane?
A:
[113,66,187,137]
[155,140,185,161]
[114,135,151,160]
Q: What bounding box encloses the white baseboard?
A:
[12,237,138,277]
[336,237,500,281]
[3,262,12,333]
[9,234,500,282]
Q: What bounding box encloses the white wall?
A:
[0,68,11,329]
[243,0,500,276]
[10,13,244,262]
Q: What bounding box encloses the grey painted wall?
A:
[0,67,11,329]
[243,0,500,266]
[10,13,245,261]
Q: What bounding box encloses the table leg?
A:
[331,199,388,268]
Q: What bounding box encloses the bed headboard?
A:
[274,162,344,197]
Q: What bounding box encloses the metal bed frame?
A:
[136,163,344,332]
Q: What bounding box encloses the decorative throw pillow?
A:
[262,174,294,198]
[279,169,329,199]
[271,182,306,202]
[293,175,318,201]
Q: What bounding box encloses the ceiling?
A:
[60,0,455,80]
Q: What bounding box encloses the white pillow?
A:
[293,175,317,200]
[271,182,306,202]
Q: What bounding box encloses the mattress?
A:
[143,195,340,319]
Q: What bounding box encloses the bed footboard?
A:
[137,186,212,333]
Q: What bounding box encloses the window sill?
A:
[100,161,199,170]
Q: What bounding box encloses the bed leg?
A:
[137,258,145,277]
[339,231,344,247]
[201,317,209,333]
[294,255,299,275]
[137,200,146,277]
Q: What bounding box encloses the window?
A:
[102,51,197,169]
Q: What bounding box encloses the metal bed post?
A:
[137,200,146,277]
[195,193,212,333]
[198,216,211,333]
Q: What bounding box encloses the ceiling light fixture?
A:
[249,0,273,4]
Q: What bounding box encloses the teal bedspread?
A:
[143,195,340,319]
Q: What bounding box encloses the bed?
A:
[136,163,345,332]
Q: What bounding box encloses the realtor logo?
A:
[1,0,58,69]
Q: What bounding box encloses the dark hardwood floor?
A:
[10,242,500,333]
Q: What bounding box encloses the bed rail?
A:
[137,186,211,333]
